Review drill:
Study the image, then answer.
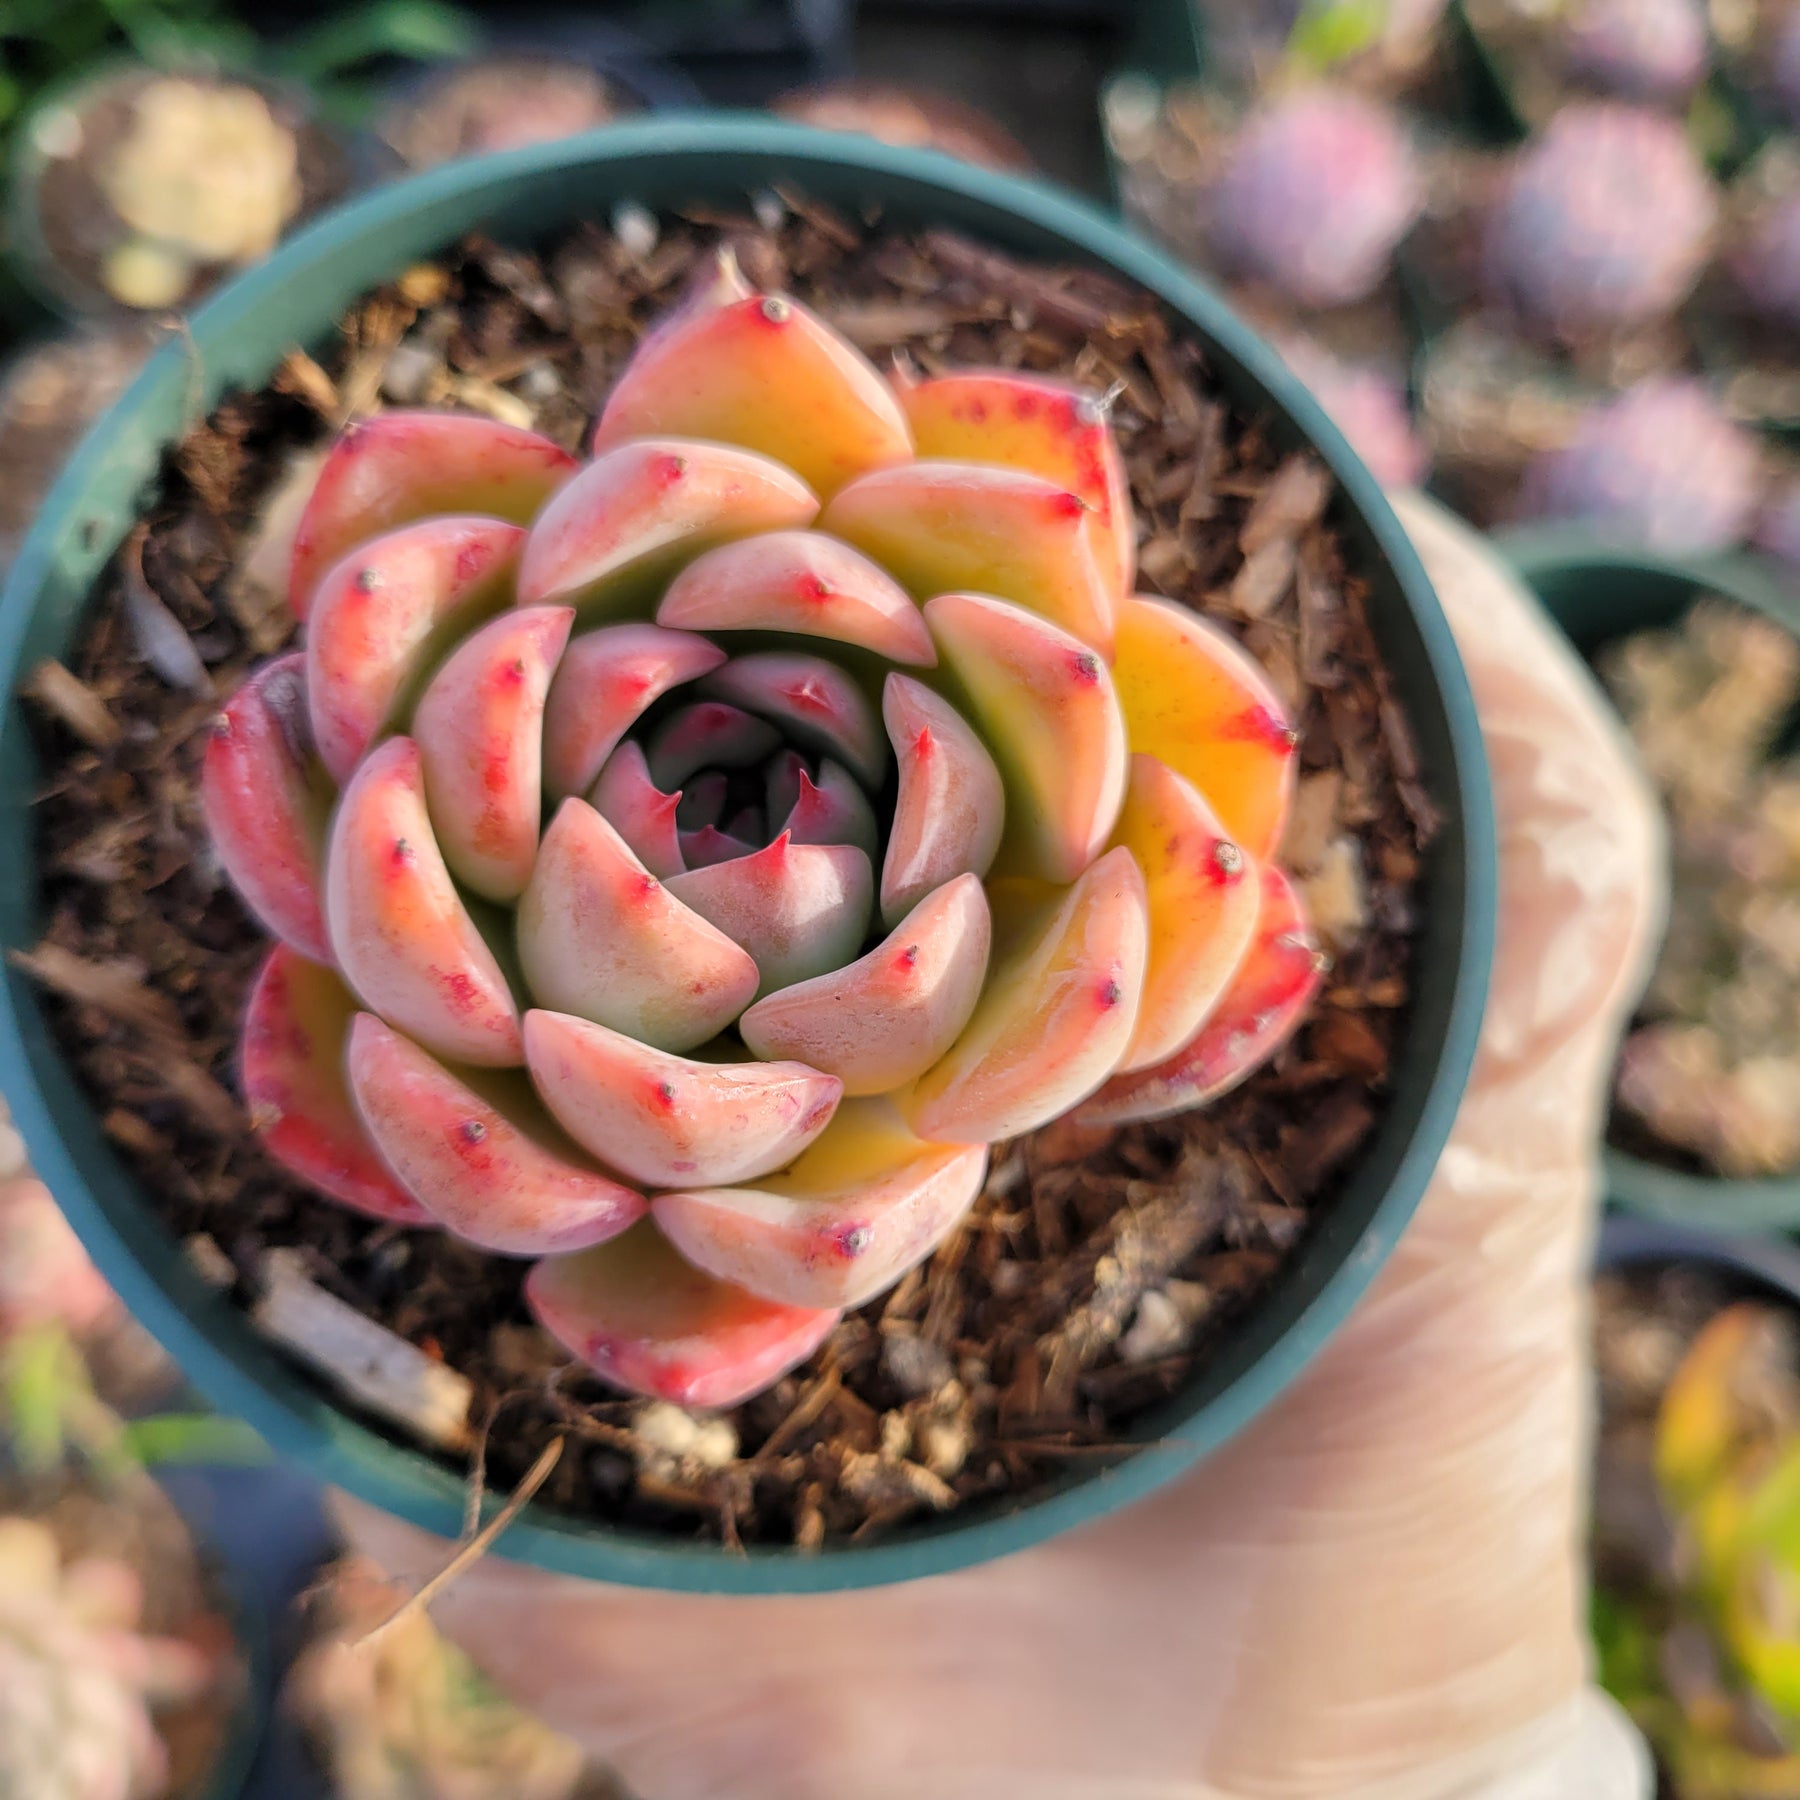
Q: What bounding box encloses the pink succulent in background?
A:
[1272,334,1429,489]
[1518,379,1760,554]
[0,1517,218,1800]
[0,1178,118,1345]
[1736,188,1800,329]
[1777,10,1800,128]
[1563,0,1709,102]
[203,254,1320,1408]
[1756,477,1800,575]
[1483,103,1717,339]
[1207,89,1422,307]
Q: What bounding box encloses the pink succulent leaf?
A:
[516,438,818,620]
[522,1008,841,1187]
[347,1014,645,1256]
[515,799,759,1053]
[240,946,431,1223]
[288,411,574,619]
[880,672,1006,928]
[527,1220,841,1408]
[739,873,992,1095]
[664,833,874,998]
[541,622,726,802]
[652,1098,988,1310]
[324,737,524,1067]
[703,651,888,788]
[656,529,935,664]
[588,741,687,880]
[780,759,880,864]
[679,825,762,870]
[644,700,781,791]
[1078,864,1325,1126]
[202,653,333,964]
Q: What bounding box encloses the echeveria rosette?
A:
[202,253,1322,1409]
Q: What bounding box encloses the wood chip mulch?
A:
[19,197,1431,1548]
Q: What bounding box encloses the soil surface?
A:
[22,201,1431,1547]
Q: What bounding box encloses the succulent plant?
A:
[1484,103,1717,339]
[288,1557,596,1800]
[1757,475,1800,574]
[0,1179,117,1346]
[1272,334,1429,488]
[1737,187,1800,329]
[1518,379,1760,553]
[1208,88,1422,307]
[1563,0,1709,101]
[1777,9,1800,128]
[202,254,1320,1408]
[0,1515,215,1800]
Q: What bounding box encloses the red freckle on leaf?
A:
[801,573,832,601]
[1098,979,1124,1009]
[1072,651,1102,685]
[637,873,661,898]
[1052,490,1086,521]
[912,726,934,759]
[656,1080,678,1108]
[460,1118,487,1144]
[506,658,526,680]
[1209,839,1246,885]
[455,542,491,581]
[837,1223,873,1259]
[391,837,412,866]
[354,565,380,593]
[659,454,689,484]
[1223,703,1298,751]
[785,679,828,713]
[442,971,480,1015]
[896,943,920,971]
[1013,393,1039,419]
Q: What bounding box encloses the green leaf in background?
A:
[121,1412,270,1468]
[281,0,480,84]
[1286,0,1387,73]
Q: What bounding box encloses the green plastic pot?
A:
[1500,526,1800,1235]
[0,117,1494,1593]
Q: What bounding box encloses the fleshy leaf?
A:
[739,874,991,1095]
[1078,864,1323,1125]
[541,623,725,803]
[679,825,760,870]
[704,652,887,788]
[653,1098,988,1310]
[202,653,332,963]
[347,1014,644,1256]
[523,1009,841,1187]
[515,439,818,621]
[907,846,1149,1143]
[822,460,1116,654]
[894,368,1134,596]
[925,592,1126,885]
[644,701,782,792]
[240,946,428,1223]
[588,742,685,880]
[781,760,880,864]
[879,673,1005,928]
[1111,753,1262,1072]
[1112,595,1299,861]
[324,737,523,1067]
[414,605,572,902]
[527,1220,840,1408]
[664,834,874,998]
[656,530,935,664]
[591,288,912,499]
[516,799,760,1053]
[288,412,574,619]
[306,516,523,784]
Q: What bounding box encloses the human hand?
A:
[337,495,1666,1800]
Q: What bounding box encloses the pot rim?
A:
[0,115,1495,1592]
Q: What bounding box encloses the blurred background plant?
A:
[1594,1276,1800,1797]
